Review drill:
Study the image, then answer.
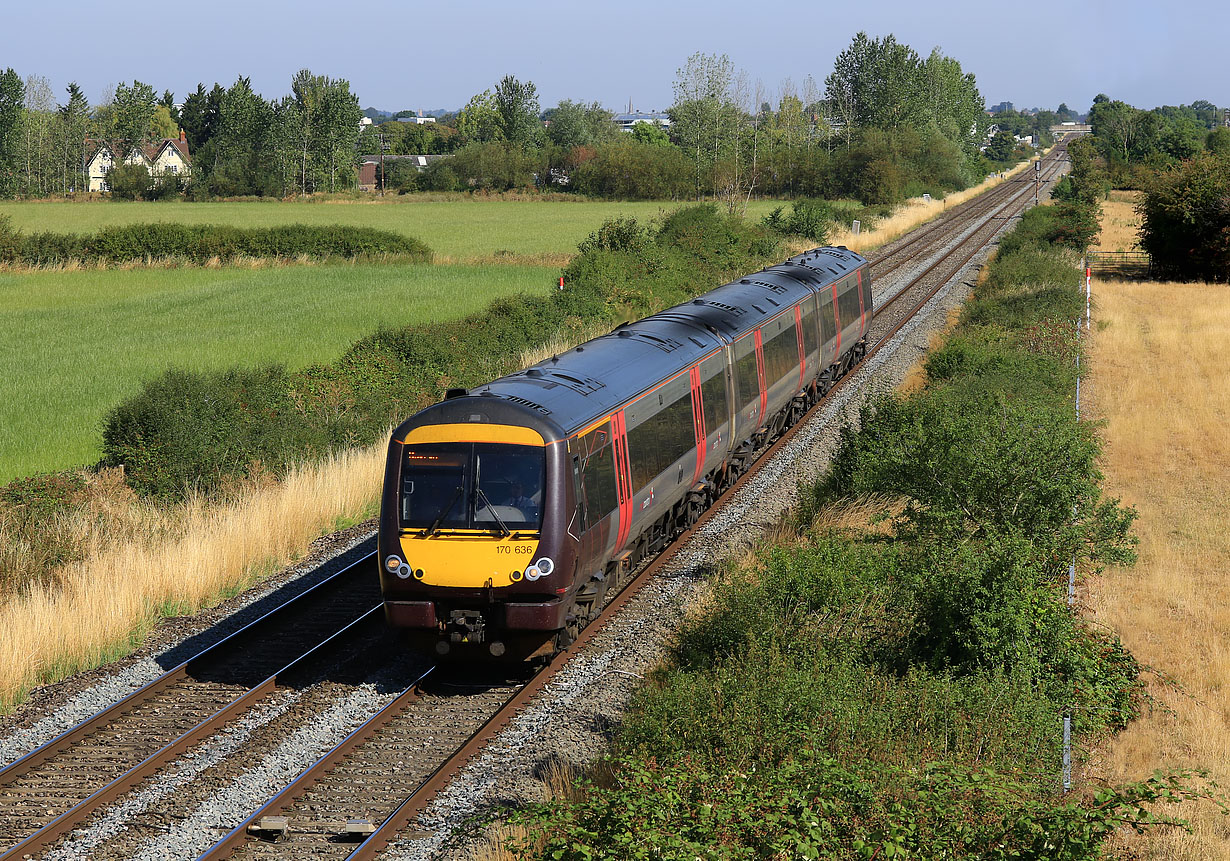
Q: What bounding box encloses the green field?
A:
[0,198,787,261]
[0,262,555,481]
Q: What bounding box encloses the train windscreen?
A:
[401,443,545,531]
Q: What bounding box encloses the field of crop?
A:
[0,262,554,481]
[0,198,786,262]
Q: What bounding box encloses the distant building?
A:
[85,133,191,193]
[613,111,671,132]
[397,111,437,125]
[358,154,447,192]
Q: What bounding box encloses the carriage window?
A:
[838,276,862,328]
[700,366,728,435]
[820,292,837,343]
[627,392,694,490]
[577,425,618,529]
[735,340,760,411]
[762,321,799,386]
[801,301,818,357]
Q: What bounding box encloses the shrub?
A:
[569,139,692,199]
[106,162,154,200]
[1138,151,1230,282]
[761,198,833,243]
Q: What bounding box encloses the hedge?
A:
[0,219,432,267]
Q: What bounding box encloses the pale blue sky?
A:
[2,0,1225,115]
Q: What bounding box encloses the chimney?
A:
[180,129,186,142]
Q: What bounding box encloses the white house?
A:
[85,132,192,192]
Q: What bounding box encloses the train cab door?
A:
[857,269,867,334]
[688,365,706,486]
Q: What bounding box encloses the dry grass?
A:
[1085,277,1230,858]
[823,156,1038,255]
[0,442,386,711]
[517,319,621,368]
[1092,190,1144,253]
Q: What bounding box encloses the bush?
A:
[760,198,833,242]
[106,162,154,200]
[1139,151,1230,282]
[7,223,432,267]
[570,139,692,199]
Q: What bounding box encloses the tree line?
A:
[0,69,362,199]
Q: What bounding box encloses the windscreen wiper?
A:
[475,487,512,536]
[426,484,464,536]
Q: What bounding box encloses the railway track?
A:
[2,148,1066,861]
[0,556,385,860]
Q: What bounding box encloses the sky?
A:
[1,0,1226,116]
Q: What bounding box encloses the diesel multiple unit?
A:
[379,247,872,658]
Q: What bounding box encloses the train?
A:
[378,246,872,659]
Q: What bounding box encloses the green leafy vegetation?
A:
[504,204,1213,858]
[0,217,430,267]
[1138,150,1230,282]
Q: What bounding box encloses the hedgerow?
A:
[503,203,1208,858]
[0,219,431,267]
[101,205,778,498]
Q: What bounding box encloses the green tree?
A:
[1207,126,1230,156]
[492,75,542,148]
[456,90,503,144]
[984,129,1016,162]
[669,51,738,198]
[180,83,222,152]
[919,48,985,154]
[56,83,90,193]
[0,69,24,198]
[824,33,926,138]
[545,99,616,148]
[110,80,158,146]
[630,122,671,147]
[1138,151,1230,282]
[19,74,55,196]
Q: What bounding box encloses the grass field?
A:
[0,198,787,262]
[1086,193,1230,858]
[0,262,554,481]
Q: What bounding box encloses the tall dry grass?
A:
[0,443,385,710]
[1092,191,1144,253]
[1086,278,1230,858]
[820,156,1038,255]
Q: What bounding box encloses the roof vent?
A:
[525,368,544,377]
[444,388,468,399]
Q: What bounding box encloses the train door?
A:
[698,351,732,471]
[574,420,618,571]
[610,410,634,554]
[732,333,761,441]
[754,328,767,424]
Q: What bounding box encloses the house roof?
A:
[84,135,191,168]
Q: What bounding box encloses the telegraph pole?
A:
[1034,158,1041,206]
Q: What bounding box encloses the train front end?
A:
[378,396,576,660]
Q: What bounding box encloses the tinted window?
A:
[700,366,728,435]
[820,291,837,343]
[735,341,760,410]
[838,276,862,329]
[801,301,818,357]
[762,322,799,386]
[627,392,695,489]
[861,270,873,317]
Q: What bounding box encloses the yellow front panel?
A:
[400,423,545,446]
[399,532,541,587]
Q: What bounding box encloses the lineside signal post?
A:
[1035,159,1041,206]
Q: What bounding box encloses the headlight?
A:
[397,564,413,580]
[524,565,542,581]
[385,555,402,572]
[535,557,555,576]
